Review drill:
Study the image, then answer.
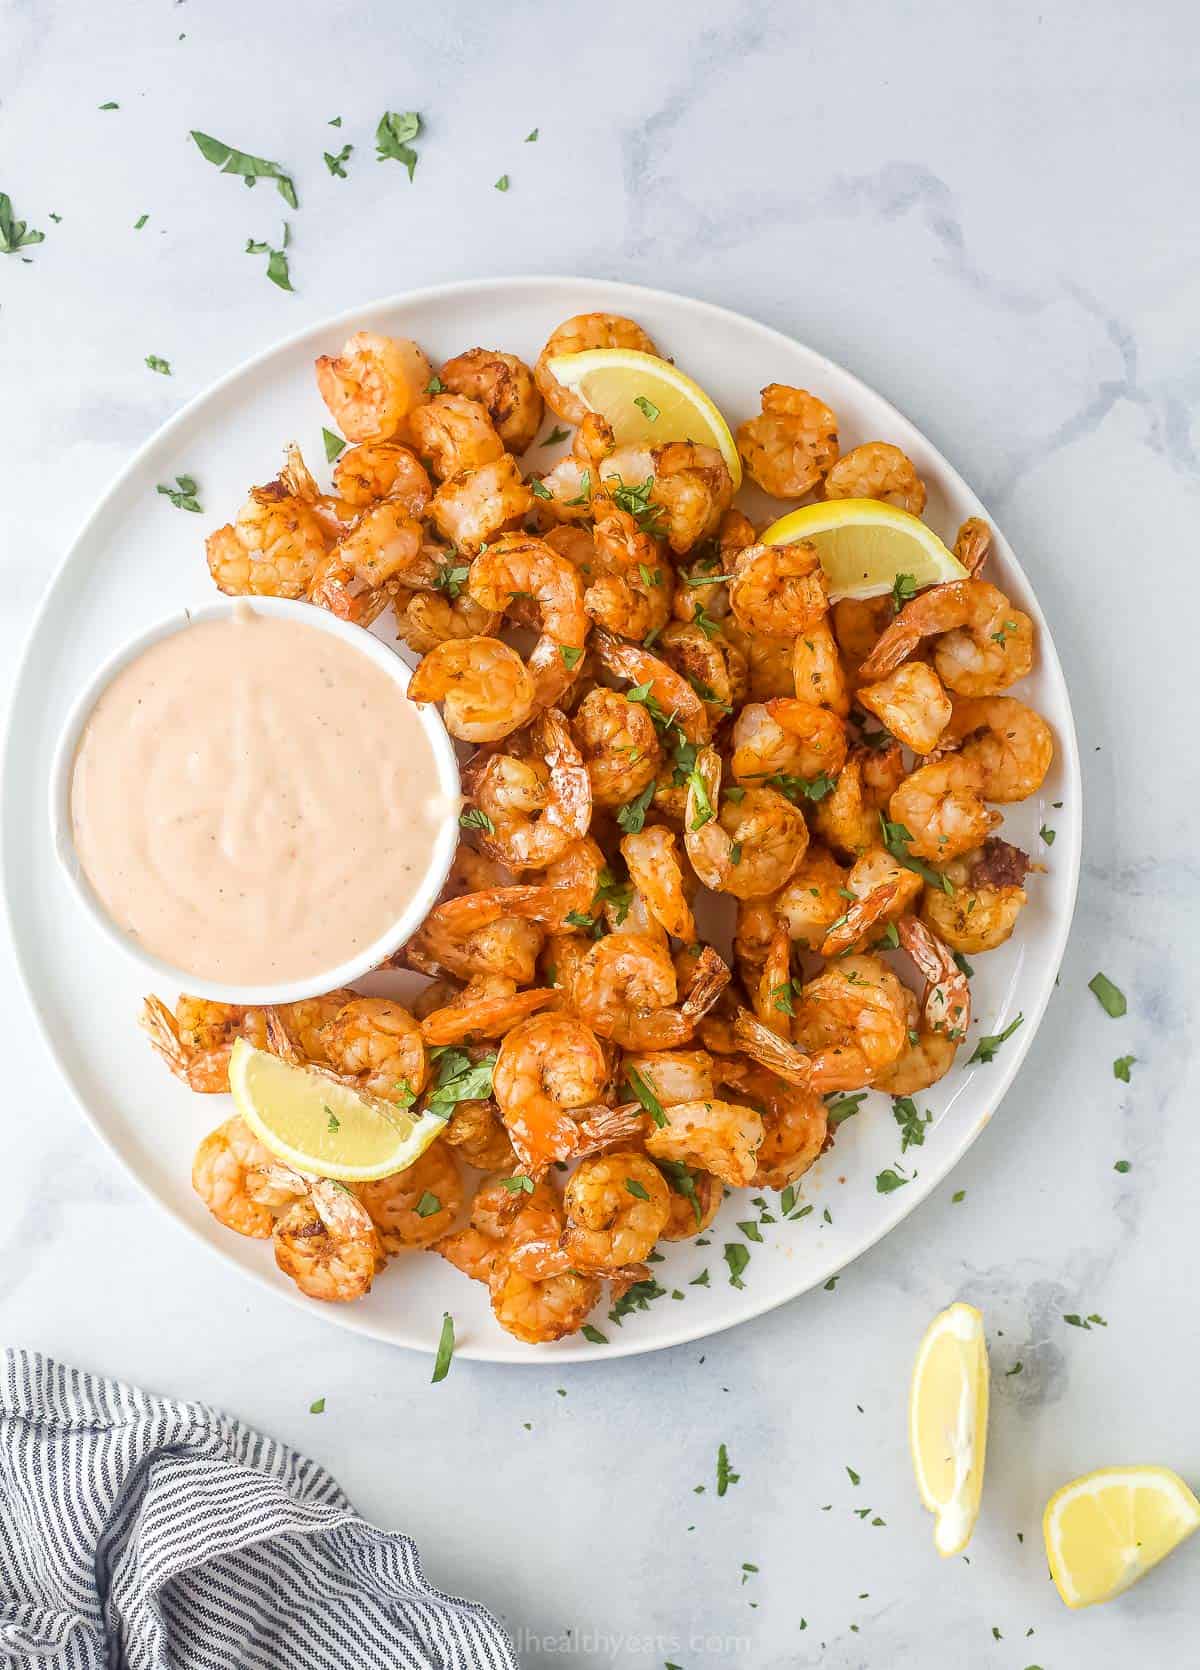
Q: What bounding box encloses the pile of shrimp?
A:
[143,313,1054,1345]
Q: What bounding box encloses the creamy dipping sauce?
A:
[70,607,452,985]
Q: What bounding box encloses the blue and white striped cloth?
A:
[0,1351,517,1669]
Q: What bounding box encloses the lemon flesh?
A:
[909,1301,989,1556]
[543,347,742,488]
[228,1036,445,1182]
[1044,1465,1200,1608]
[760,499,967,603]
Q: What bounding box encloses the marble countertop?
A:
[4,0,1199,1663]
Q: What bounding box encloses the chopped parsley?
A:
[826,1091,867,1128]
[529,477,553,499]
[1113,1159,1131,1173]
[245,222,293,291]
[616,779,656,835]
[1039,824,1056,845]
[0,193,44,255]
[606,473,666,536]
[322,427,346,462]
[434,561,471,599]
[724,1243,750,1288]
[633,395,660,423]
[133,213,148,229]
[952,1189,966,1203]
[156,474,203,513]
[558,643,584,668]
[716,1442,740,1495]
[891,572,917,611]
[658,1159,703,1226]
[98,101,119,110]
[875,1167,910,1194]
[415,1191,442,1217]
[426,374,445,394]
[525,128,539,143]
[145,354,171,375]
[893,1096,931,1151]
[687,767,716,831]
[425,1046,497,1113]
[1088,972,1127,1018]
[968,1012,1024,1064]
[459,806,494,833]
[494,174,510,192]
[624,1066,666,1128]
[309,1396,326,1414]
[431,1312,455,1381]
[581,1324,608,1345]
[324,144,352,177]
[375,110,422,179]
[625,1179,650,1200]
[500,1174,535,1194]
[767,770,838,804]
[879,812,954,892]
[1113,1056,1135,1083]
[609,1278,666,1324]
[1064,1313,1108,1330]
[541,424,570,446]
[324,1105,340,1135]
[190,130,298,208]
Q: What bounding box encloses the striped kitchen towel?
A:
[0,1350,517,1669]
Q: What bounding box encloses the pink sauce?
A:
[70,607,451,985]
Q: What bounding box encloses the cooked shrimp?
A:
[898,915,971,1039]
[657,1165,723,1238]
[811,742,906,858]
[489,1252,602,1345]
[749,916,794,1038]
[442,1098,516,1171]
[873,1016,958,1097]
[658,621,747,723]
[831,595,893,683]
[673,508,749,627]
[467,533,588,709]
[722,619,797,700]
[792,621,849,715]
[430,454,535,554]
[622,1047,716,1107]
[404,852,544,985]
[315,331,433,443]
[141,995,258,1093]
[273,1178,382,1302]
[736,384,838,499]
[573,933,729,1050]
[954,516,992,577]
[773,845,850,949]
[535,313,659,423]
[735,956,909,1091]
[462,709,591,869]
[409,636,536,742]
[824,441,926,514]
[716,1060,828,1190]
[206,477,330,600]
[307,500,424,623]
[729,698,848,786]
[438,347,544,454]
[332,441,431,514]
[591,630,709,741]
[192,1117,283,1237]
[394,589,501,653]
[644,1096,764,1188]
[858,662,952,754]
[492,1012,620,1173]
[620,825,695,942]
[316,997,428,1101]
[560,1152,671,1270]
[887,754,999,861]
[860,579,1034,695]
[571,688,662,809]
[920,839,1032,953]
[820,846,921,956]
[941,696,1054,802]
[408,392,506,481]
[597,443,734,554]
[418,975,556,1046]
[581,500,674,641]
[357,1144,463,1251]
[729,540,829,640]
[684,746,809,901]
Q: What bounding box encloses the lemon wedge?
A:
[760,499,967,602]
[909,1300,989,1556]
[228,1036,445,1182]
[543,347,742,488]
[1044,1465,1200,1608]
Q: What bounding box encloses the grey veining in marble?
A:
[3,0,1200,1663]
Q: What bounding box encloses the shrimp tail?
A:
[732,1008,815,1088]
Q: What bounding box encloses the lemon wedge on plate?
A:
[1044,1465,1200,1608]
[909,1301,989,1556]
[543,347,742,488]
[228,1036,445,1181]
[760,499,967,602]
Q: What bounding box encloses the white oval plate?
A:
[3,277,1081,1363]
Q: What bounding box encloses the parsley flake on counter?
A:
[309,1396,325,1414]
[952,1189,966,1203]
[376,110,422,179]
[1113,1159,1131,1173]
[0,194,45,254]
[134,213,148,229]
[1089,972,1127,1017]
[156,474,203,513]
[968,1012,1023,1064]
[1113,1055,1135,1082]
[525,128,539,142]
[431,1312,455,1381]
[245,222,293,291]
[494,174,510,192]
[145,354,171,375]
[716,1442,739,1496]
[324,144,352,177]
[99,101,120,110]
[846,1465,861,1485]
[191,130,298,207]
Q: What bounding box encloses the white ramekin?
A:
[50,596,460,1005]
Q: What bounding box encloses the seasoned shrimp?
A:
[592,630,709,741]
[438,347,544,454]
[736,384,838,499]
[717,1060,828,1190]
[492,1012,630,1173]
[729,540,829,639]
[735,955,909,1091]
[730,698,848,786]
[658,621,747,723]
[273,1178,382,1302]
[315,997,428,1101]
[773,845,850,949]
[442,1098,516,1171]
[684,746,809,901]
[141,995,259,1093]
[622,1047,717,1107]
[357,1144,463,1251]
[467,533,588,709]
[792,621,849,714]
[860,579,1034,696]
[463,709,591,869]
[409,636,536,742]
[307,501,424,623]
[749,916,794,1038]
[206,476,330,600]
[332,441,431,514]
[571,688,662,809]
[673,508,749,627]
[418,975,556,1046]
[887,754,999,862]
[430,454,535,554]
[315,331,433,443]
[394,589,501,654]
[657,1165,723,1238]
[560,1153,671,1270]
[644,1096,764,1189]
[920,839,1032,953]
[573,933,729,1050]
[192,1117,284,1237]
[535,313,659,423]
[954,516,992,577]
[831,595,893,683]
[825,441,926,514]
[873,983,959,1096]
[408,392,506,481]
[597,443,734,554]
[820,846,921,956]
[721,619,797,700]
[941,696,1054,802]
[857,662,952,755]
[489,1253,602,1345]
[582,500,674,641]
[898,915,971,1039]
[811,742,906,858]
[620,825,695,942]
[404,848,544,985]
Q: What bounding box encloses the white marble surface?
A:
[3,1,1199,1663]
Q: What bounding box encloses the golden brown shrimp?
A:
[722,620,797,700]
[141,995,259,1093]
[898,915,971,1040]
[872,983,958,1096]
[559,1152,671,1270]
[729,540,829,639]
[620,825,695,942]
[317,997,429,1101]
[492,1011,630,1173]
[467,534,588,709]
[192,1117,284,1237]
[394,589,501,654]
[792,621,849,715]
[307,501,424,624]
[819,846,921,956]
[409,636,536,742]
[408,392,506,481]
[430,454,535,554]
[811,742,907,859]
[591,630,709,741]
[673,508,749,627]
[622,1048,717,1108]
[824,441,926,514]
[716,1060,828,1190]
[535,452,597,527]
[736,384,838,499]
[581,499,674,641]
[597,443,734,554]
[860,579,1034,695]
[735,955,909,1091]
[729,698,848,786]
[658,621,747,724]
[534,312,659,423]
[887,755,999,862]
[954,516,992,577]
[404,851,544,985]
[332,441,431,514]
[920,839,1032,953]
[857,662,952,754]
[657,1165,723,1238]
[489,1252,602,1345]
[573,933,729,1050]
[941,696,1054,802]
[684,746,809,901]
[357,1144,463,1252]
[644,1095,764,1188]
[773,845,850,949]
[206,477,330,601]
[438,347,544,454]
[418,975,557,1046]
[315,331,433,443]
[571,688,662,809]
[273,1178,382,1302]
[442,1098,516,1172]
[749,916,794,1038]
[462,709,591,869]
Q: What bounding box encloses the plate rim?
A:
[2,273,1083,1363]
